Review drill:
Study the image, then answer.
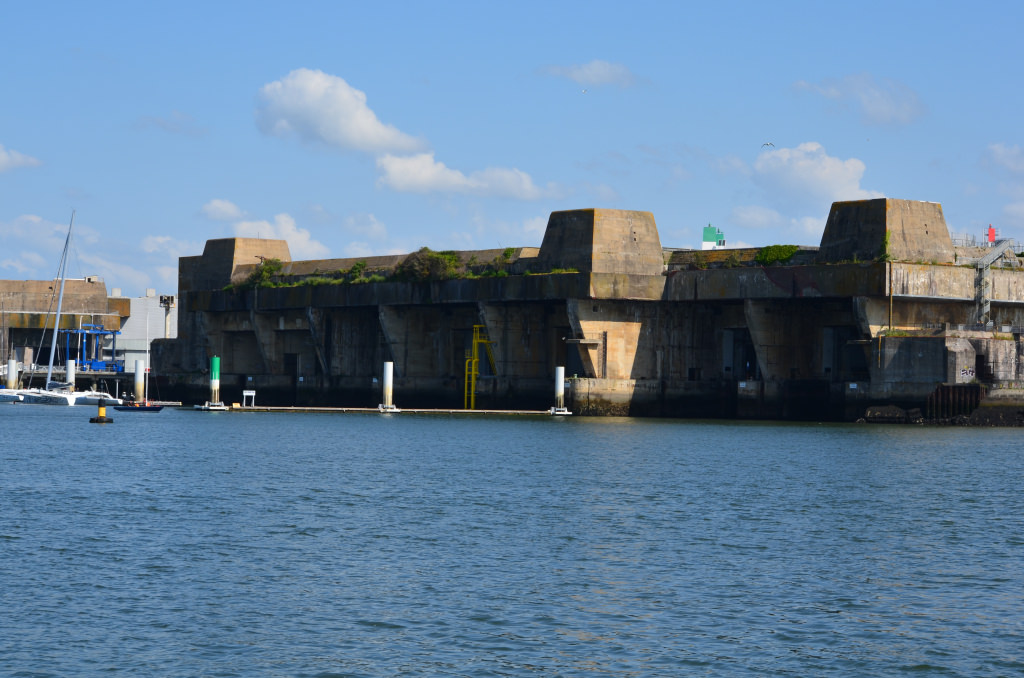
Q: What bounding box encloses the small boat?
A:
[113,401,164,412]
[194,401,229,411]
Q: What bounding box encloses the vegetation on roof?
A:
[755,245,800,266]
[223,247,576,291]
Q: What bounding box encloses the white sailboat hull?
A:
[20,389,122,406]
[21,389,78,406]
[75,391,123,406]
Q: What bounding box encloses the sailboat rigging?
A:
[21,211,122,406]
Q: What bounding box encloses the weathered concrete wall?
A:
[538,209,663,275]
[946,338,977,384]
[818,199,954,265]
[1,278,125,370]
[990,268,1024,304]
[665,263,887,302]
[179,238,292,293]
[567,299,644,379]
[478,302,568,380]
[0,279,120,321]
[154,199,1024,421]
[891,263,973,299]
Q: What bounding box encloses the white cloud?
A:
[1004,202,1024,227]
[342,242,376,258]
[77,251,150,293]
[792,216,826,239]
[732,205,783,230]
[459,213,550,249]
[714,155,750,176]
[308,204,334,223]
[0,144,41,172]
[0,250,48,274]
[376,152,553,199]
[753,142,883,207]
[0,214,185,296]
[201,199,244,221]
[988,144,1024,174]
[141,235,204,260]
[234,213,329,260]
[0,215,87,262]
[256,68,424,154]
[795,73,925,125]
[376,153,474,193]
[343,213,388,240]
[140,235,173,253]
[155,265,179,288]
[0,214,44,240]
[544,59,636,87]
[524,215,548,237]
[730,143,880,245]
[589,183,620,202]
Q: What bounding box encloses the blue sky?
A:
[2,1,1023,296]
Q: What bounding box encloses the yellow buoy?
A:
[90,398,114,424]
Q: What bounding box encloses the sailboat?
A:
[21,212,122,407]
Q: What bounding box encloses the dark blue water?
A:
[2,405,1022,677]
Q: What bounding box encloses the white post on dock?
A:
[555,365,565,409]
[549,365,571,415]
[134,359,146,402]
[6,359,17,390]
[66,359,76,391]
[378,361,400,413]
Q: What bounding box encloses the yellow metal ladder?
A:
[464,324,496,409]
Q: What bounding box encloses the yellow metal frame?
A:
[464,325,496,409]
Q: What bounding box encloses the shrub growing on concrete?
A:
[234,258,284,290]
[755,245,799,266]
[394,247,463,281]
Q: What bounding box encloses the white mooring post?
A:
[66,359,76,391]
[6,359,17,390]
[134,359,146,402]
[549,365,571,415]
[378,361,400,413]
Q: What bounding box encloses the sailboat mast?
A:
[46,211,74,388]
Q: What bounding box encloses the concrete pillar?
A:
[6,359,17,390]
[382,361,394,408]
[134,359,146,401]
[378,361,400,412]
[566,299,646,379]
[67,359,76,391]
[555,365,565,409]
[549,365,571,415]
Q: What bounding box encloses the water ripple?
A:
[1,409,1022,675]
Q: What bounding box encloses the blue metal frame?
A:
[61,324,125,372]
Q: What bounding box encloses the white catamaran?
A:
[20,212,122,407]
